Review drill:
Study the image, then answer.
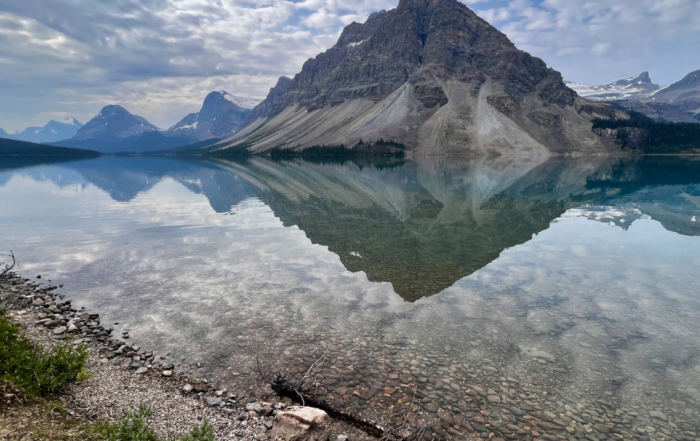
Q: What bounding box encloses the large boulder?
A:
[270,406,330,441]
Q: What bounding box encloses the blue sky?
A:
[0,0,698,132]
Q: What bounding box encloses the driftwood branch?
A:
[0,251,16,277]
[256,342,445,441]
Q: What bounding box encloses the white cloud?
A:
[0,0,698,131]
[592,43,610,55]
[484,0,700,86]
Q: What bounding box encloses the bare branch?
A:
[254,329,273,385]
[0,251,16,277]
[296,344,331,391]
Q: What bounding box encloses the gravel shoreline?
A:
[0,272,370,441]
[4,270,699,441]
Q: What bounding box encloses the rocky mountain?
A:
[0,127,6,136]
[607,100,698,123]
[566,72,660,101]
[72,105,159,141]
[51,105,170,153]
[3,118,84,143]
[50,93,260,153]
[213,0,620,156]
[650,69,700,114]
[242,78,292,132]
[166,91,256,142]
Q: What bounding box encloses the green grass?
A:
[0,311,88,396]
[89,405,215,441]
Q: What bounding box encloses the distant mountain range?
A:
[49,91,259,153]
[0,118,84,143]
[567,70,700,123]
[566,72,660,101]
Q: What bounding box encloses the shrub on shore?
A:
[0,311,88,396]
[92,405,215,441]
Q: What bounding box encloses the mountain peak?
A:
[1,117,84,143]
[73,105,158,141]
[56,117,81,126]
[649,69,700,111]
[218,0,615,156]
[165,90,254,142]
[567,72,660,101]
[631,72,652,83]
[216,91,260,110]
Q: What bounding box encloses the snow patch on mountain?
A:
[220,92,260,110]
[566,72,660,101]
[58,117,79,125]
[3,118,84,143]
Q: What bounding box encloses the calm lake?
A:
[1,155,700,439]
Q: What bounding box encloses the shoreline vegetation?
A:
[592,111,700,154]
[0,138,101,158]
[4,122,700,160]
[0,269,376,441]
[0,271,268,440]
[201,138,408,161]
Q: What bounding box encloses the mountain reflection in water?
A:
[2,154,700,438]
[4,155,700,302]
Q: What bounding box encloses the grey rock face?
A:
[222,0,619,156]
[73,105,158,141]
[246,77,292,123]
[650,69,700,113]
[166,91,254,142]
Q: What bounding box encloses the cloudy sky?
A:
[0,0,699,132]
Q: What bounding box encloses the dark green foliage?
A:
[94,405,215,441]
[204,141,253,158]
[0,312,88,396]
[0,137,100,157]
[178,419,216,441]
[592,111,700,153]
[266,139,406,159]
[97,405,159,441]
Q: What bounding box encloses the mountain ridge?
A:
[165,91,254,142]
[567,69,700,119]
[214,0,620,156]
[72,105,159,141]
[650,69,700,113]
[51,92,258,153]
[566,72,660,101]
[0,117,84,143]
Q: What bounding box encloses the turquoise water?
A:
[1,155,699,438]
